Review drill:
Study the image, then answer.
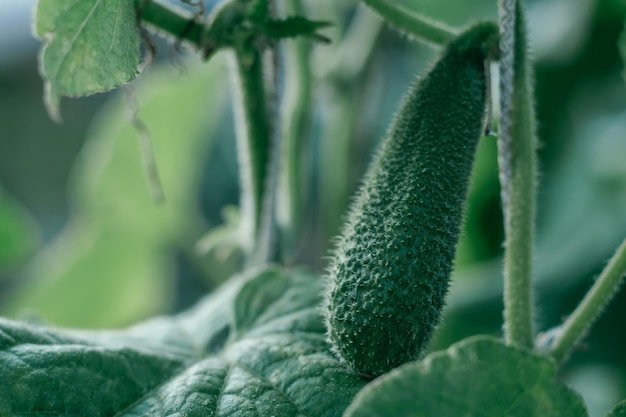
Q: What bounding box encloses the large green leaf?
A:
[608,400,626,417]
[0,267,367,416]
[2,58,227,328]
[344,336,588,417]
[34,0,141,120]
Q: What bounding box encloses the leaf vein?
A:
[50,0,102,84]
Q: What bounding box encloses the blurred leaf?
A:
[607,400,626,417]
[455,136,501,265]
[4,222,168,327]
[3,57,228,328]
[526,0,595,63]
[448,111,626,309]
[193,206,244,288]
[34,0,141,120]
[393,0,495,26]
[196,206,243,260]
[0,187,39,276]
[0,267,367,417]
[618,18,626,81]
[564,365,624,417]
[344,336,588,417]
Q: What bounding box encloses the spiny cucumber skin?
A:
[324,23,498,378]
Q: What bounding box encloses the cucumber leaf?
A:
[34,0,141,121]
[0,267,367,417]
[344,336,588,417]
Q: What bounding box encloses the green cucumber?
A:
[324,22,498,377]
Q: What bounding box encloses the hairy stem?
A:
[550,237,626,363]
[134,0,204,48]
[498,0,536,349]
[361,0,456,46]
[230,47,273,265]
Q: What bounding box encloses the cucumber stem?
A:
[550,237,626,364]
[498,0,536,349]
[230,47,273,265]
[361,0,456,46]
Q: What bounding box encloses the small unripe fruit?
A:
[324,23,498,377]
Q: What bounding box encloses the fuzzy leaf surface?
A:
[0,268,367,416]
[344,336,588,417]
[34,0,141,120]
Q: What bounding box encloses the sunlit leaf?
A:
[34,0,141,120]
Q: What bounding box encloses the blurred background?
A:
[0,0,625,415]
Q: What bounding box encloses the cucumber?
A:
[324,23,498,377]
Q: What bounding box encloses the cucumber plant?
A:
[1,0,626,416]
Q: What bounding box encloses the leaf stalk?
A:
[361,0,456,46]
[498,0,536,349]
[550,237,626,363]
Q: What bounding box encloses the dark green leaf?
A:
[344,336,588,417]
[0,267,367,416]
[34,0,141,120]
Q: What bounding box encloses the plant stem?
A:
[258,0,282,265]
[361,0,456,46]
[550,237,626,363]
[134,0,204,48]
[275,0,312,263]
[230,47,273,265]
[498,0,536,349]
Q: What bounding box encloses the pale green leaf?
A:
[35,0,141,120]
[344,336,588,417]
[0,268,367,416]
[607,400,626,417]
[2,58,227,328]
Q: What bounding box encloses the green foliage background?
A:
[0,0,625,415]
